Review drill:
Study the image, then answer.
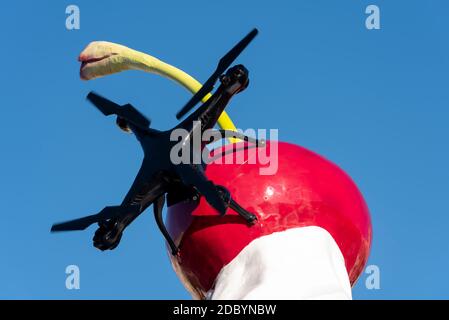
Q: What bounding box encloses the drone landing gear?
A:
[153,194,179,255]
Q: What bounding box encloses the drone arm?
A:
[176,164,227,215]
[120,158,157,205]
[87,175,167,251]
[177,85,233,136]
[111,159,170,227]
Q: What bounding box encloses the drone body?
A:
[51,30,261,253]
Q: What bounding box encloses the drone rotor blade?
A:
[51,215,103,232]
[217,28,258,74]
[50,205,140,232]
[176,28,258,120]
[87,92,151,129]
[87,91,120,116]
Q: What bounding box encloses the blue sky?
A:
[0,1,448,299]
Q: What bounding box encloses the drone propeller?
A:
[87,92,151,130]
[51,205,141,232]
[175,28,258,120]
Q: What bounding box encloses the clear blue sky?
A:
[1,1,448,299]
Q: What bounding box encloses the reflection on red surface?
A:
[167,141,372,297]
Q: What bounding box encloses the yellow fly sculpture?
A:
[78,41,238,139]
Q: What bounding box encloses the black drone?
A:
[51,29,263,255]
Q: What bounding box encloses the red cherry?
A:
[167,141,372,297]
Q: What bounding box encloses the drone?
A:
[51,29,264,255]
